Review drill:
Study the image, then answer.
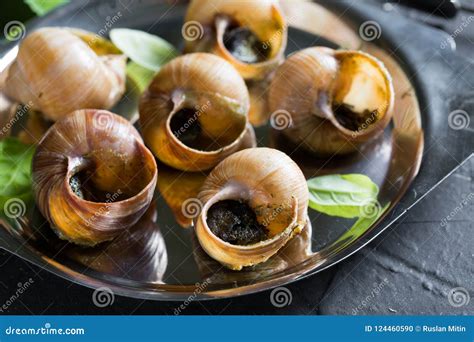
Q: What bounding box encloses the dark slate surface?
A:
[0,1,473,315]
[319,158,473,315]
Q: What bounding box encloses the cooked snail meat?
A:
[169,108,203,150]
[333,104,379,132]
[221,20,269,64]
[207,200,269,246]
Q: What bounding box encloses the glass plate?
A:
[0,0,471,300]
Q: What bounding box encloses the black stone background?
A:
[0,0,472,315]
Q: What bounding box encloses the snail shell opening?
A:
[139,53,255,171]
[184,0,287,80]
[269,47,394,155]
[330,50,394,137]
[32,109,157,246]
[194,148,308,270]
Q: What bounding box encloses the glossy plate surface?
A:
[0,0,472,300]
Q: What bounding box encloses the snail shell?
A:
[32,109,157,246]
[184,0,287,80]
[194,147,308,270]
[2,27,126,121]
[269,47,394,155]
[139,53,255,172]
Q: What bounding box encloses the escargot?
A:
[269,47,394,155]
[194,147,309,270]
[183,0,287,81]
[2,27,126,121]
[32,109,157,246]
[139,53,255,172]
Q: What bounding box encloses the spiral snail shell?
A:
[139,53,255,172]
[2,27,126,121]
[32,109,157,246]
[184,0,287,81]
[269,47,394,155]
[194,147,308,270]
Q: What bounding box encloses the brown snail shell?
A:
[194,147,308,270]
[268,47,394,155]
[32,109,157,246]
[2,27,126,121]
[184,0,287,81]
[139,53,255,172]
[193,220,313,285]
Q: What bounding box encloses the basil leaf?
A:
[24,0,69,16]
[308,174,379,218]
[110,28,179,71]
[333,202,390,247]
[0,138,35,217]
[126,62,156,93]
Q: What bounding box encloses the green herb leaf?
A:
[126,62,156,93]
[0,138,35,218]
[110,28,179,71]
[333,202,390,247]
[24,0,69,16]
[307,174,379,218]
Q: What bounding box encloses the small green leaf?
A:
[110,28,179,71]
[24,0,69,16]
[333,202,390,247]
[0,138,35,217]
[126,62,156,93]
[308,174,379,218]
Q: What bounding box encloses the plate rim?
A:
[0,0,445,301]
